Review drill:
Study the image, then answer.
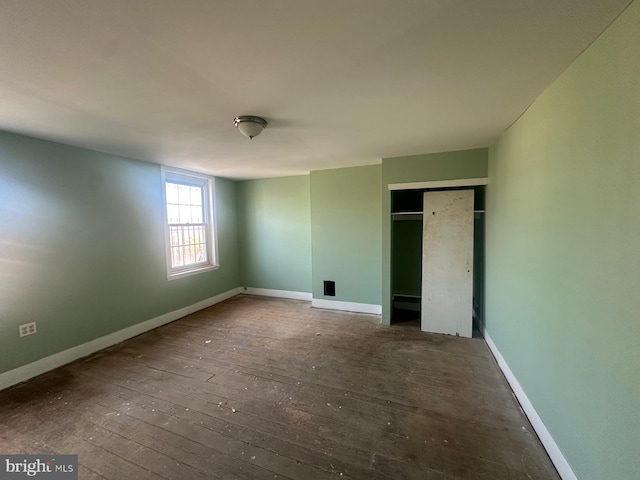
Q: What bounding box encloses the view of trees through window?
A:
[165,182,207,268]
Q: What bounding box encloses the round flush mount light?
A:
[233,115,268,139]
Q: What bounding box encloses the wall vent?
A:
[323,281,336,297]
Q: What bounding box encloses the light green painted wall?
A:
[485,2,640,479]
[381,149,488,324]
[0,131,240,374]
[310,165,382,305]
[237,176,312,293]
[383,150,488,186]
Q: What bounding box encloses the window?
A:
[162,167,218,279]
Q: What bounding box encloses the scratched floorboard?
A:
[0,295,559,479]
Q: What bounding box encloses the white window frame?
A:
[161,166,219,280]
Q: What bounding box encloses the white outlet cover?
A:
[19,322,37,337]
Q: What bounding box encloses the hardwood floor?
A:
[0,295,559,479]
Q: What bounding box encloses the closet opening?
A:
[390,186,485,338]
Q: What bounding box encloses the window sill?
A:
[167,264,219,281]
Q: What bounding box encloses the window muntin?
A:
[162,168,217,279]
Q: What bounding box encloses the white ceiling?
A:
[0,0,632,179]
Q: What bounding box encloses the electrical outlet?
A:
[19,322,37,337]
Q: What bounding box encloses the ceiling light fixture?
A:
[233,115,268,139]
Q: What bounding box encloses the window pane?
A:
[191,206,203,223]
[167,204,180,224]
[179,204,191,223]
[164,173,214,275]
[196,244,206,263]
[166,183,179,203]
[168,224,207,268]
[171,246,183,267]
[178,184,190,204]
[191,187,203,206]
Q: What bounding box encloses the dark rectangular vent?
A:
[323,281,336,297]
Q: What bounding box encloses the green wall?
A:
[381,149,488,324]
[485,2,640,479]
[383,150,488,185]
[0,131,240,374]
[237,176,312,293]
[310,165,382,305]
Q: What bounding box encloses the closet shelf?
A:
[392,212,423,221]
[393,210,485,220]
[393,291,421,299]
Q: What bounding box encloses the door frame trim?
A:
[388,177,488,191]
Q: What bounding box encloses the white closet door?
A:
[421,190,474,337]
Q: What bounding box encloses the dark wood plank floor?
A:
[0,295,559,479]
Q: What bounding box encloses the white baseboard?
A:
[0,287,243,392]
[484,331,577,480]
[311,298,382,315]
[242,289,381,316]
[242,287,312,301]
